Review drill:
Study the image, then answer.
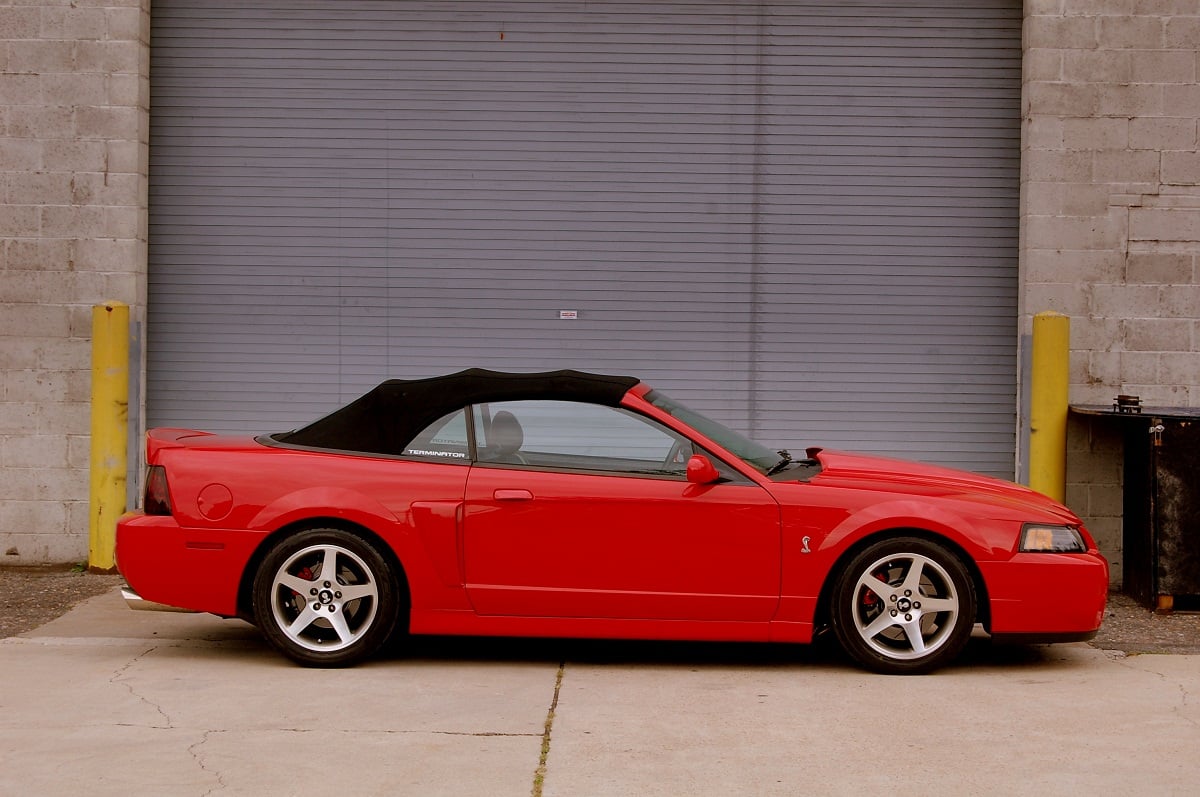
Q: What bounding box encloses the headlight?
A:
[1020,523,1086,553]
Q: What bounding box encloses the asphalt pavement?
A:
[1,588,1198,796]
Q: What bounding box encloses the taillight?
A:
[144,465,172,516]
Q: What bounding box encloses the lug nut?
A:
[905,614,912,621]
[310,588,318,596]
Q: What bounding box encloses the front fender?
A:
[819,498,1010,562]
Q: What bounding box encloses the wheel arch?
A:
[813,527,992,635]
[236,517,411,627]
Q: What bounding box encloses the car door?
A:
[462,400,782,622]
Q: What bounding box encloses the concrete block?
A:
[42,401,91,436]
[1122,383,1191,405]
[105,6,143,41]
[0,434,69,469]
[1062,50,1132,84]
[1023,50,1062,82]
[1158,352,1200,386]
[1097,15,1165,50]
[0,74,41,105]
[1024,183,1113,216]
[1162,151,1200,185]
[1097,83,1163,117]
[1163,84,1200,115]
[1131,49,1197,84]
[74,40,141,74]
[38,7,107,42]
[4,106,75,139]
[0,7,41,39]
[0,501,68,543]
[39,206,110,238]
[1091,283,1162,317]
[41,140,107,172]
[1024,116,1064,149]
[2,171,74,206]
[1023,150,1093,182]
[38,74,110,107]
[1025,83,1099,117]
[1025,15,1099,50]
[74,105,140,141]
[0,402,41,436]
[1085,350,1122,386]
[1071,316,1124,352]
[1025,213,1125,252]
[1089,482,1124,518]
[0,206,40,237]
[1130,118,1198,151]
[1063,118,1129,150]
[7,40,75,75]
[3,239,72,271]
[0,136,42,171]
[1124,317,1192,351]
[72,237,141,271]
[1159,284,1200,317]
[0,304,71,338]
[1126,252,1193,283]
[1164,15,1200,49]
[1030,281,1092,316]
[1130,206,1200,241]
[1023,248,1125,283]
[1120,351,1160,385]
[105,140,141,173]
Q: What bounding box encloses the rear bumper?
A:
[116,511,265,617]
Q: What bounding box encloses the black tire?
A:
[252,528,400,667]
[831,536,976,675]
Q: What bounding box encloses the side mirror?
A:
[686,454,720,485]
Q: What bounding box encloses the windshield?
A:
[644,389,780,472]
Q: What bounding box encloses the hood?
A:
[804,448,1080,524]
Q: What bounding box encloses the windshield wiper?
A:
[766,449,792,476]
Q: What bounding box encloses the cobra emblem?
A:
[801,535,812,554]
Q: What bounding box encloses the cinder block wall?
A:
[0,1,149,563]
[2,1,1197,571]
[1023,0,1200,583]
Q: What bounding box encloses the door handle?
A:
[493,489,534,501]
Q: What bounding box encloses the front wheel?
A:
[252,528,400,667]
[831,537,976,675]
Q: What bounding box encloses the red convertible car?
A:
[117,369,1108,674]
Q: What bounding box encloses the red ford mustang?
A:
[116,369,1108,674]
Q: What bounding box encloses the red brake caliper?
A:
[292,566,314,598]
[862,570,888,606]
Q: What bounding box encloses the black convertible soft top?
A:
[275,368,640,455]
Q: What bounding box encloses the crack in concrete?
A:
[531,661,565,797]
[1114,656,1200,729]
[188,730,229,796]
[110,645,172,729]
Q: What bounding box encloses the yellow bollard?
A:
[1029,311,1069,502]
[89,301,130,573]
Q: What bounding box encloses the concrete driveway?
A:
[1,588,1197,796]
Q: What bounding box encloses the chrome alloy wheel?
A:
[849,552,960,661]
[268,543,380,653]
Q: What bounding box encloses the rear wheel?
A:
[252,528,400,667]
[831,536,975,675]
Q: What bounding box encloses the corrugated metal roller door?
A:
[148,0,1021,476]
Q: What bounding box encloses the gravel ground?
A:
[2,566,1199,654]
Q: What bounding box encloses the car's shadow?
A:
[383,630,1062,672]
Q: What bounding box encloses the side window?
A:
[472,400,692,476]
[402,409,470,463]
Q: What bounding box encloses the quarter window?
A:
[402,409,470,463]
